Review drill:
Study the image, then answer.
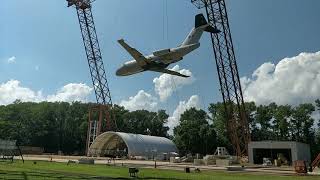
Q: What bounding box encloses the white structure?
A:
[88,132,178,159]
[248,141,311,164]
[116,14,220,78]
[214,147,229,156]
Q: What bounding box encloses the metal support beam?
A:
[86,105,111,155]
[67,0,115,152]
[191,0,250,156]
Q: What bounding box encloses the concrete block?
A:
[216,159,231,167]
[203,155,216,165]
[170,157,181,163]
[193,159,204,166]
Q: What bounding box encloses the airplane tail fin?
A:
[182,14,220,46]
[195,14,220,33]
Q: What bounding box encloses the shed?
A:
[88,132,178,159]
[248,141,311,165]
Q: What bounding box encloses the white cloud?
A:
[153,65,195,102]
[0,80,43,105]
[7,56,16,64]
[0,80,93,105]
[47,83,93,102]
[242,51,320,105]
[166,95,201,135]
[120,90,158,111]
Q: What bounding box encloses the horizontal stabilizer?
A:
[118,39,150,66]
[150,68,190,78]
[205,26,221,33]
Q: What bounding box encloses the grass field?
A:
[0,160,318,180]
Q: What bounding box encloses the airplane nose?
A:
[116,66,125,76]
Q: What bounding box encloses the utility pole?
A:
[67,0,116,155]
[191,0,250,157]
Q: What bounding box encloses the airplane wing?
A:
[150,68,190,78]
[118,39,150,66]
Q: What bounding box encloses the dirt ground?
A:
[15,154,320,176]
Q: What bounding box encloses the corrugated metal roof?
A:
[89,131,178,157]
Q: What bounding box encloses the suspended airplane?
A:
[116,14,220,78]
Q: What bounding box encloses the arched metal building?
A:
[88,132,178,159]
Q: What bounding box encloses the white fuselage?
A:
[116,43,200,76]
[116,13,215,77]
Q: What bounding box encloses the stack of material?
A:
[203,155,216,165]
[181,154,194,163]
[195,153,203,159]
[230,156,240,164]
[216,159,232,167]
[240,156,248,163]
[277,153,289,165]
[293,160,307,174]
[193,159,205,165]
[263,158,272,166]
[170,157,181,163]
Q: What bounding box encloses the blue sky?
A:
[1,0,320,115]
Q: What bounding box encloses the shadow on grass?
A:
[0,169,183,180]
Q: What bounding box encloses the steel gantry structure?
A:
[191,0,250,157]
[66,0,249,157]
[66,0,115,155]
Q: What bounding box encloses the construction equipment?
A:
[294,160,307,174]
[263,158,272,166]
[66,0,115,155]
[276,153,289,166]
[191,0,250,157]
[312,153,320,171]
[66,0,249,157]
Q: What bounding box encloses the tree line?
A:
[0,100,319,159]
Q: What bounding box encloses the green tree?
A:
[119,109,169,137]
[112,104,129,132]
[252,104,275,141]
[208,102,230,150]
[313,99,320,158]
[174,108,217,155]
[273,105,292,140]
[291,103,315,143]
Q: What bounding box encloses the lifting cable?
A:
[162,0,182,104]
[162,1,206,122]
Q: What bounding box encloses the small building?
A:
[88,132,178,160]
[248,141,311,165]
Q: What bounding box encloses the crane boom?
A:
[67,0,115,154]
[191,0,250,157]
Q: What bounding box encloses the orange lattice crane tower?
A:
[191,0,250,157]
[66,0,116,155]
